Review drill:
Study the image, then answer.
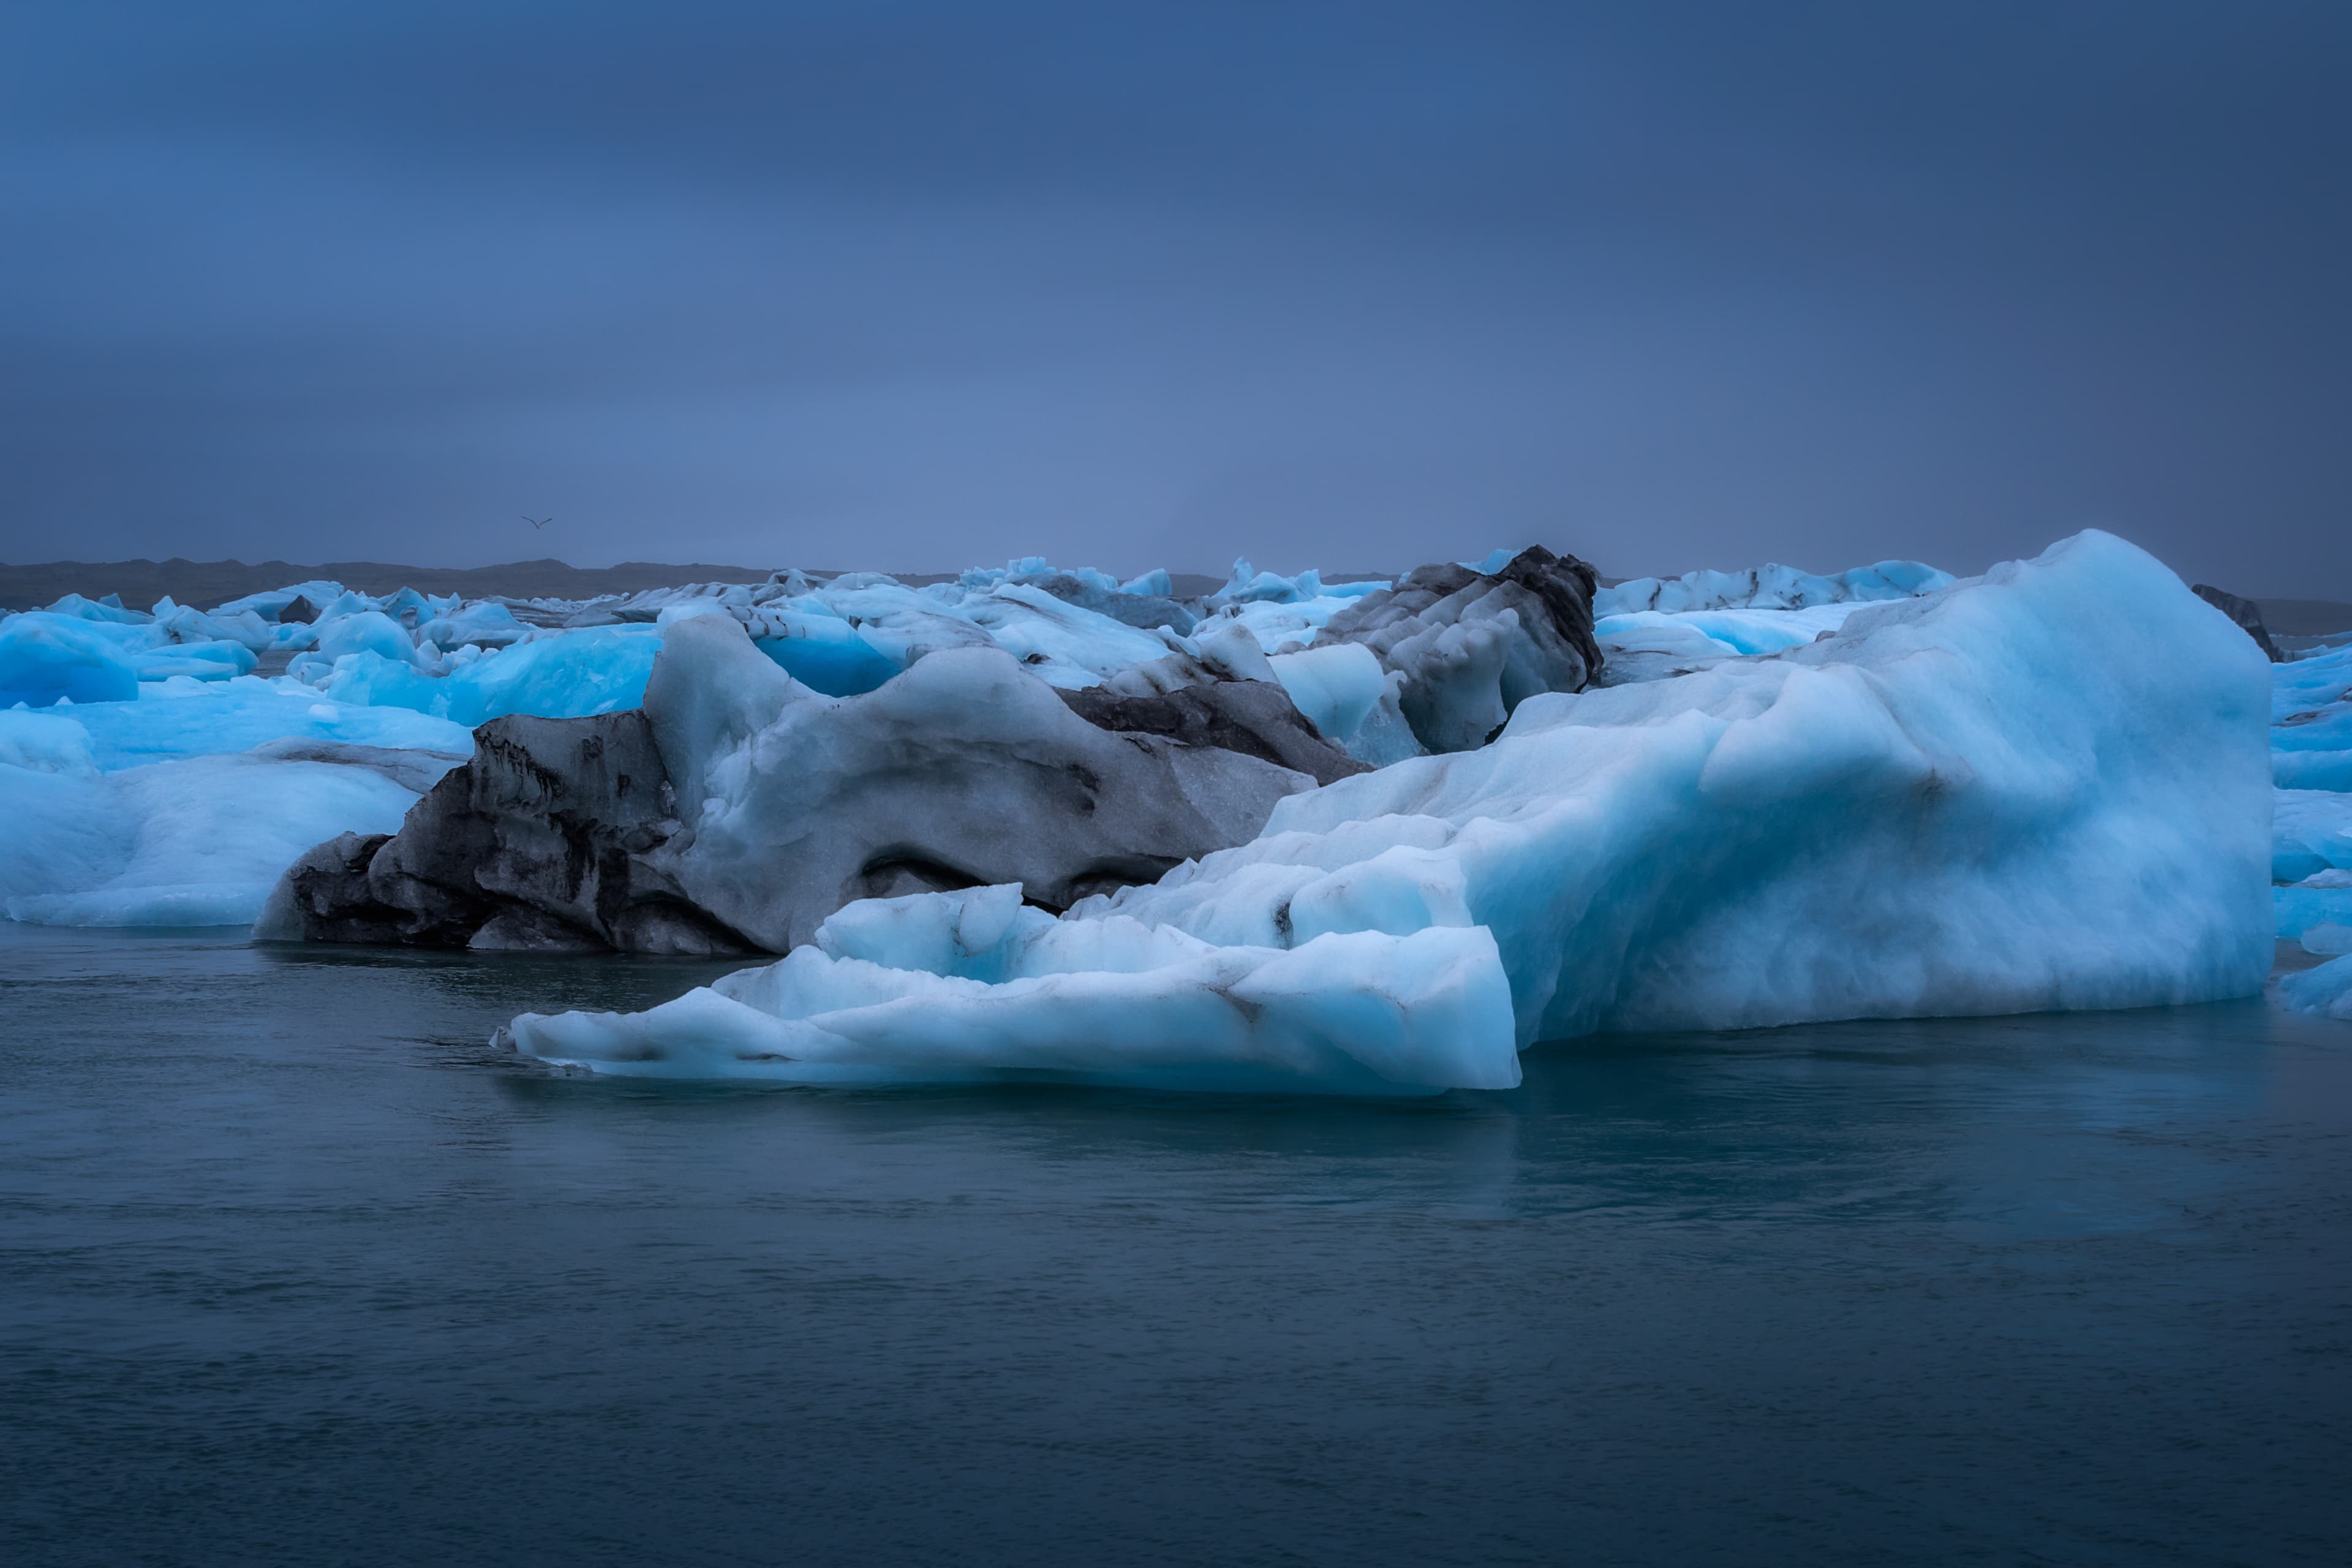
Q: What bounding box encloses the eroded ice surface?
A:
[503,532,2275,1092]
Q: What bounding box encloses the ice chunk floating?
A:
[503,532,2275,1093]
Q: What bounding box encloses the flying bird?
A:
[524,515,552,530]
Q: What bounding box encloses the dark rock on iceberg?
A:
[257,710,753,954]
[1060,677,1371,787]
[1312,545,1604,753]
[277,594,320,625]
[256,832,400,944]
[2191,584,2283,662]
[645,617,1317,948]
[263,616,1319,954]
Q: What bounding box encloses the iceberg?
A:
[1,748,441,925]
[2275,876,2352,942]
[415,600,531,650]
[1266,643,1422,767]
[55,677,471,772]
[2266,638,2352,939]
[742,604,902,696]
[502,530,2274,1092]
[2282,951,2352,1020]
[2274,788,2352,883]
[209,579,349,622]
[311,626,663,726]
[288,609,425,678]
[952,582,1183,688]
[2271,639,2352,791]
[1308,547,1602,754]
[261,617,1329,954]
[0,612,143,707]
[1589,564,1958,687]
[1594,603,1863,659]
[1207,557,1327,607]
[959,561,1199,637]
[0,609,261,702]
[0,663,473,928]
[499,888,1519,1092]
[38,592,153,627]
[1595,559,1956,616]
[0,709,102,775]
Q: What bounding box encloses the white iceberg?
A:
[502,530,2274,1092]
[0,748,442,926]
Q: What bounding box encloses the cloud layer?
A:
[3,1,2346,592]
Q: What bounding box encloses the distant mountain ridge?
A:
[10,556,2342,634]
[2254,598,2352,637]
[0,557,1243,610]
[0,554,799,611]
[0,557,783,610]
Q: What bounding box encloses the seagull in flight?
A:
[524,515,552,530]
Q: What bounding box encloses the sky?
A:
[2,1,2347,593]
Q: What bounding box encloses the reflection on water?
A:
[2,924,2347,1566]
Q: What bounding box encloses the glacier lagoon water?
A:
[2,925,2347,1567]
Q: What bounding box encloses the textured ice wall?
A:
[503,531,2274,1092]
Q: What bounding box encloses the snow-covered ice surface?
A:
[503,532,2275,1092]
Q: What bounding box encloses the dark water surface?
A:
[2,925,2347,1567]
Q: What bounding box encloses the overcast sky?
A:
[2,1,2346,592]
